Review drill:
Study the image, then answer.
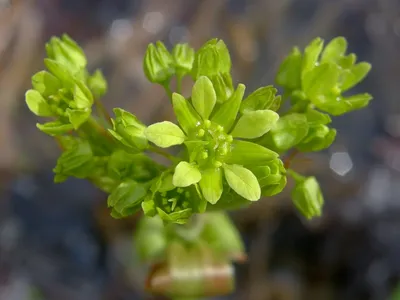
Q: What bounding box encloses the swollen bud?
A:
[172,43,195,75]
[192,39,232,80]
[143,41,174,84]
[291,175,324,220]
[109,108,148,151]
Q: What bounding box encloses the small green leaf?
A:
[276,47,302,90]
[88,69,108,98]
[231,109,279,139]
[199,168,223,204]
[192,76,217,119]
[302,37,324,77]
[25,89,53,117]
[66,108,91,129]
[340,62,371,91]
[303,63,340,101]
[338,53,356,69]
[321,37,347,63]
[226,140,278,166]
[173,161,202,187]
[262,176,287,196]
[172,93,201,135]
[44,59,74,87]
[223,164,260,201]
[37,121,74,136]
[297,126,336,152]
[108,180,147,215]
[145,121,186,148]
[31,71,61,97]
[240,86,277,113]
[291,176,324,220]
[315,93,373,116]
[212,84,246,132]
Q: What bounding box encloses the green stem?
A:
[287,168,306,183]
[176,74,183,94]
[162,82,173,101]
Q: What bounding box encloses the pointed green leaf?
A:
[223,164,260,201]
[25,89,53,117]
[338,53,356,69]
[240,86,277,113]
[211,83,246,132]
[321,37,347,63]
[192,76,217,119]
[37,121,74,136]
[199,168,223,204]
[231,109,279,139]
[226,140,278,166]
[145,121,186,148]
[173,161,202,187]
[340,62,371,91]
[276,47,302,90]
[66,108,91,129]
[304,108,331,125]
[31,71,61,97]
[302,37,324,77]
[172,93,201,135]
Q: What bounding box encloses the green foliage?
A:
[25,34,372,298]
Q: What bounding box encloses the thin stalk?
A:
[94,98,113,126]
[149,145,176,163]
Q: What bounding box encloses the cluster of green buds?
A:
[24,34,372,299]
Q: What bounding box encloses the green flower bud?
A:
[210,72,234,103]
[109,108,148,151]
[291,175,324,220]
[296,124,337,152]
[172,43,195,75]
[192,39,232,80]
[143,41,174,84]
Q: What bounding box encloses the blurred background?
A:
[1,0,400,299]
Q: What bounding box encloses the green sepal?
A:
[248,159,287,196]
[258,113,309,152]
[297,125,336,152]
[340,62,371,92]
[31,71,61,98]
[191,76,217,120]
[172,43,195,74]
[240,86,278,113]
[304,108,331,125]
[225,140,278,166]
[173,161,202,187]
[107,180,148,216]
[25,89,53,117]
[223,164,261,201]
[109,108,148,151]
[37,121,74,136]
[145,121,186,148]
[53,140,94,182]
[44,59,75,88]
[66,108,91,129]
[303,63,340,101]
[199,167,223,204]
[211,83,245,132]
[143,41,174,84]
[230,109,279,139]
[73,80,93,109]
[172,92,201,135]
[156,207,193,224]
[210,72,234,103]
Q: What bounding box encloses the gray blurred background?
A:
[1,0,400,299]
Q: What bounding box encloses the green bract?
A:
[26,34,373,299]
